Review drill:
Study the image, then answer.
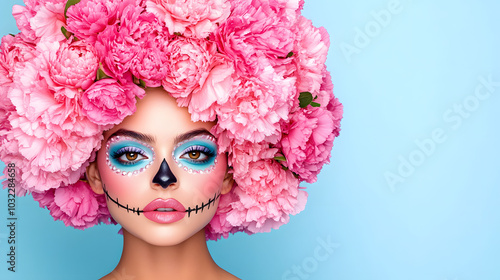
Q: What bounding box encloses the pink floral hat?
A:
[0,0,343,240]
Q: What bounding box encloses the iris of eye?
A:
[126,153,138,160]
[188,151,200,159]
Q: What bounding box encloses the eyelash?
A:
[179,145,216,164]
[112,146,148,165]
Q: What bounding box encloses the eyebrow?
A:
[174,129,214,144]
[107,129,156,144]
[107,128,214,145]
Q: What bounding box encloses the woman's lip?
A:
[143,198,186,212]
[142,198,186,224]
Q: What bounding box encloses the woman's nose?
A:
[152,159,177,189]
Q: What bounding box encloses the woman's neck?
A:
[102,228,235,280]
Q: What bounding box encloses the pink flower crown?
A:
[0,0,343,240]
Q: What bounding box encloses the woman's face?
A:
[89,87,231,246]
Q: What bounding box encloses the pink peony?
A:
[66,0,120,44]
[162,38,216,99]
[32,181,115,230]
[81,79,145,126]
[94,4,156,82]
[146,0,230,38]
[49,40,99,90]
[0,34,38,83]
[130,19,171,87]
[161,38,234,122]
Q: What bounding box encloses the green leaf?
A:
[139,79,146,89]
[97,68,110,80]
[286,51,294,58]
[61,26,70,39]
[311,102,321,107]
[65,0,81,18]
[274,156,286,162]
[299,92,313,108]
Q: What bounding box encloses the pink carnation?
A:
[207,158,307,240]
[29,1,66,42]
[214,67,295,144]
[81,79,145,126]
[187,55,234,122]
[32,181,115,230]
[0,44,105,194]
[146,0,230,38]
[293,16,329,95]
[227,159,306,233]
[11,0,68,42]
[227,140,278,175]
[213,0,298,76]
[49,40,99,90]
[279,71,343,183]
[206,189,243,240]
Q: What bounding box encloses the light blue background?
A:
[1,0,499,279]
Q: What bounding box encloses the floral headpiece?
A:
[0,0,342,240]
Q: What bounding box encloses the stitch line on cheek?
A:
[185,192,221,218]
[102,184,143,216]
[102,184,221,218]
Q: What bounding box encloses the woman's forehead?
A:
[103,87,215,142]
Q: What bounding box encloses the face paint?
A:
[102,183,221,220]
[106,136,155,176]
[152,159,177,189]
[172,135,218,174]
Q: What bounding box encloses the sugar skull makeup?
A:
[172,135,218,174]
[106,136,155,176]
[92,88,232,247]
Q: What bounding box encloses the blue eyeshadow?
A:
[172,137,218,173]
[106,137,155,175]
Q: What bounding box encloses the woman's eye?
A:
[172,139,218,173]
[118,152,146,163]
[112,147,149,166]
[180,150,208,162]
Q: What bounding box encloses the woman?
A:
[0,0,342,278]
[86,87,238,279]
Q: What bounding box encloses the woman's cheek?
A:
[196,154,227,199]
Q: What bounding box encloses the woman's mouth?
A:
[142,198,186,224]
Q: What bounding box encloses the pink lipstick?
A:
[142,198,186,224]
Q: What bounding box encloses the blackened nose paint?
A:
[152,159,177,189]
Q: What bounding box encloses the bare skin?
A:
[100,228,239,280]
